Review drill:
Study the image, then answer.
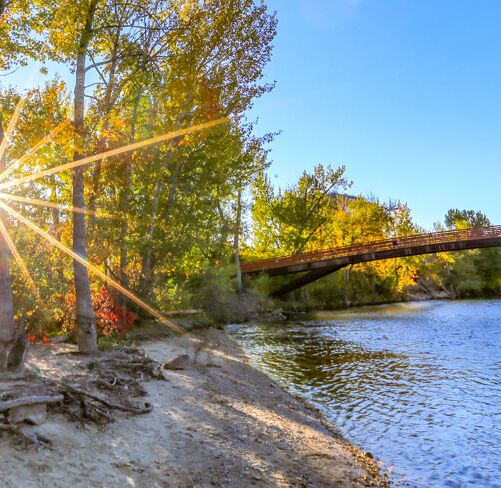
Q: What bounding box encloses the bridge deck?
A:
[241,225,501,277]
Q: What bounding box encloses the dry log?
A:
[0,394,64,412]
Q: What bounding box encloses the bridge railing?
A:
[241,225,501,274]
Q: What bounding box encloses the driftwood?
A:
[60,382,152,414]
[1,347,162,446]
[0,394,64,412]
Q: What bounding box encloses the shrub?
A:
[93,286,137,336]
[188,265,277,323]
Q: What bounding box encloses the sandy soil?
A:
[0,329,387,488]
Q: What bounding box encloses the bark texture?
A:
[233,190,243,292]
[72,0,99,354]
[0,116,24,371]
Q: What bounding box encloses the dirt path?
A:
[0,329,387,487]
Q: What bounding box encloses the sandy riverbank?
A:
[0,328,387,487]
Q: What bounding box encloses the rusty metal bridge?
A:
[240,226,501,297]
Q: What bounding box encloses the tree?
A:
[252,164,350,255]
[127,0,277,295]
[445,209,491,230]
[70,0,100,353]
[44,0,180,352]
[251,171,280,257]
[0,1,278,353]
[0,108,18,369]
[0,1,45,71]
[0,2,47,370]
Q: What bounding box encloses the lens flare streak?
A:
[0,118,228,190]
[0,201,185,335]
[0,216,41,300]
[0,192,112,218]
[0,120,70,183]
[0,97,27,164]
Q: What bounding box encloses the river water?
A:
[228,300,501,487]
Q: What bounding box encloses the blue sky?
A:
[248,0,500,229]
[3,1,499,230]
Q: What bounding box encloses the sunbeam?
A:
[0,216,41,300]
[0,120,70,183]
[0,97,27,164]
[0,200,185,335]
[0,118,228,190]
[0,191,115,218]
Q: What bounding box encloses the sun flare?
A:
[0,115,227,337]
[0,118,228,191]
[0,200,185,335]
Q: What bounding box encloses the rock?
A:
[163,354,190,370]
[9,403,47,425]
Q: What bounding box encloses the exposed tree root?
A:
[0,422,52,448]
[58,382,153,414]
[0,394,64,412]
[0,347,163,447]
[87,348,166,380]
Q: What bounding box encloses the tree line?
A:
[0,2,498,372]
[0,0,276,370]
[248,165,500,310]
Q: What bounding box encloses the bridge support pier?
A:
[272,264,345,298]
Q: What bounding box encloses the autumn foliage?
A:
[93,287,137,336]
[28,287,136,343]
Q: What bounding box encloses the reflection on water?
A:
[229,300,501,487]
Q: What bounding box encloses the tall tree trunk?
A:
[73,0,99,354]
[233,190,243,293]
[0,116,22,371]
[139,179,163,296]
[118,93,140,319]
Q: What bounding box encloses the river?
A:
[228,300,501,487]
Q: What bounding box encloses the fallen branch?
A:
[61,382,153,414]
[0,394,64,412]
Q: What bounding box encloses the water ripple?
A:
[229,300,501,487]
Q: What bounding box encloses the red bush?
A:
[93,286,137,336]
[28,334,49,344]
[28,287,137,343]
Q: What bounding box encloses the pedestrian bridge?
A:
[240,226,501,297]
